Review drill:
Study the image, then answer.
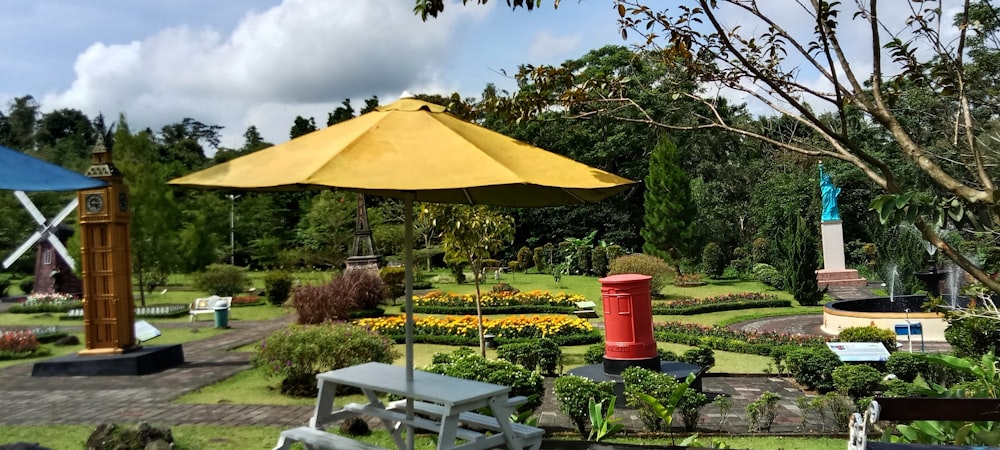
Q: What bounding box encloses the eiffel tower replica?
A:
[344,193,380,273]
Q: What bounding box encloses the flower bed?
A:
[412,290,584,315]
[232,295,264,306]
[651,293,790,315]
[7,293,82,314]
[355,314,601,346]
[0,329,50,361]
[673,273,707,287]
[653,321,829,357]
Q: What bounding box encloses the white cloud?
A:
[41,0,485,149]
[528,30,582,61]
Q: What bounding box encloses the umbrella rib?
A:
[462,188,474,204]
[562,188,587,204]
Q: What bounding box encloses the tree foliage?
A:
[641,137,695,272]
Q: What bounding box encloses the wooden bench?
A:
[273,426,389,450]
[189,295,232,322]
[386,397,544,450]
[849,398,1000,450]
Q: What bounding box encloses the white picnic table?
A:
[282,362,540,450]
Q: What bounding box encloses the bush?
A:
[837,325,897,353]
[496,341,541,371]
[701,242,727,278]
[263,270,293,306]
[491,282,519,294]
[553,375,616,436]
[591,246,609,277]
[538,338,561,375]
[251,323,399,397]
[516,246,533,272]
[680,347,715,371]
[751,237,769,264]
[584,343,605,365]
[445,254,468,284]
[752,263,783,289]
[424,353,544,413]
[0,331,40,353]
[785,346,842,392]
[294,271,385,324]
[379,266,406,302]
[622,367,707,432]
[0,278,10,297]
[573,246,591,275]
[532,247,546,274]
[18,277,34,295]
[945,315,1000,358]
[832,364,883,400]
[746,391,781,433]
[608,253,675,296]
[885,351,923,382]
[192,264,251,297]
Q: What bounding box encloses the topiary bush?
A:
[608,253,675,296]
[945,316,1000,358]
[379,266,406,303]
[553,374,616,436]
[424,353,544,413]
[885,351,923,382]
[532,247,546,274]
[832,364,883,401]
[701,242,727,279]
[680,346,715,371]
[192,264,251,297]
[251,322,399,397]
[584,343,605,365]
[538,338,561,375]
[496,341,541,371]
[785,346,842,392]
[294,271,385,324]
[836,325,897,353]
[263,270,293,306]
[591,246,609,277]
[516,246,533,272]
[752,263,783,289]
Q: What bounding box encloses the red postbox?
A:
[600,274,660,373]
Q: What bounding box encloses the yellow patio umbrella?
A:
[170,96,635,445]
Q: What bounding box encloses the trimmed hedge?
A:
[652,293,789,315]
[411,305,574,315]
[653,321,828,357]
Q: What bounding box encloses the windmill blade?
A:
[14,191,47,226]
[3,231,43,269]
[46,234,76,271]
[51,198,79,226]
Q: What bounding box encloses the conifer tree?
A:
[641,137,695,274]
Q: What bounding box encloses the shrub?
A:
[192,264,251,297]
[607,253,674,296]
[885,351,923,382]
[0,278,10,297]
[745,391,781,433]
[945,315,1000,358]
[651,292,788,315]
[496,341,541,371]
[657,348,680,362]
[591,246,609,277]
[538,338,561,375]
[751,237,769,264]
[752,263,783,289]
[701,242,727,278]
[781,216,824,306]
[622,367,707,432]
[424,353,544,413]
[379,266,406,302]
[263,270,293,306]
[532,247,546,274]
[251,323,399,397]
[680,347,715,371]
[837,325,897,353]
[679,389,709,431]
[605,245,625,263]
[445,254,468,284]
[294,271,385,324]
[553,374,616,436]
[517,246,533,272]
[832,364,883,400]
[573,246,591,275]
[491,283,519,294]
[0,331,40,353]
[785,346,842,392]
[584,343,605,364]
[18,277,33,295]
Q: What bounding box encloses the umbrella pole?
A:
[404,195,415,450]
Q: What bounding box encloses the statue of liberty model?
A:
[819,162,841,222]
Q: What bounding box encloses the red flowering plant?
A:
[0,330,41,355]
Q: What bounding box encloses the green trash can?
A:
[214,306,230,328]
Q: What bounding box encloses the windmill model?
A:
[3,191,83,295]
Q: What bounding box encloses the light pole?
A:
[228,194,239,265]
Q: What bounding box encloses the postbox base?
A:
[603,356,661,375]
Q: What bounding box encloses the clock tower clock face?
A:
[85,193,104,213]
[118,193,129,212]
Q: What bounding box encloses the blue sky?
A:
[0,0,629,149]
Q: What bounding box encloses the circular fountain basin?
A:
[822,295,952,341]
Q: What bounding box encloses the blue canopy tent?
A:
[0,144,105,191]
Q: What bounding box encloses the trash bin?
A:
[214,306,230,328]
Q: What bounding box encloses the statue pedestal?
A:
[345,255,379,274]
[818,220,867,288]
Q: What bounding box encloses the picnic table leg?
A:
[489,396,520,450]
[363,389,406,450]
[437,412,461,450]
[311,380,338,428]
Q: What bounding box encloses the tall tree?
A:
[327,99,355,126]
[431,204,514,356]
[1,96,39,152]
[290,116,317,139]
[641,137,695,273]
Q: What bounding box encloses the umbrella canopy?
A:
[169,98,634,205]
[170,96,636,448]
[0,145,106,191]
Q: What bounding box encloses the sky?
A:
[0,0,628,150]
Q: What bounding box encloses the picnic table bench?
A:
[188,295,232,322]
[849,397,1000,450]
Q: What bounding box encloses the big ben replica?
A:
[77,134,137,354]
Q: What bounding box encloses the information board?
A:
[825,342,890,362]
